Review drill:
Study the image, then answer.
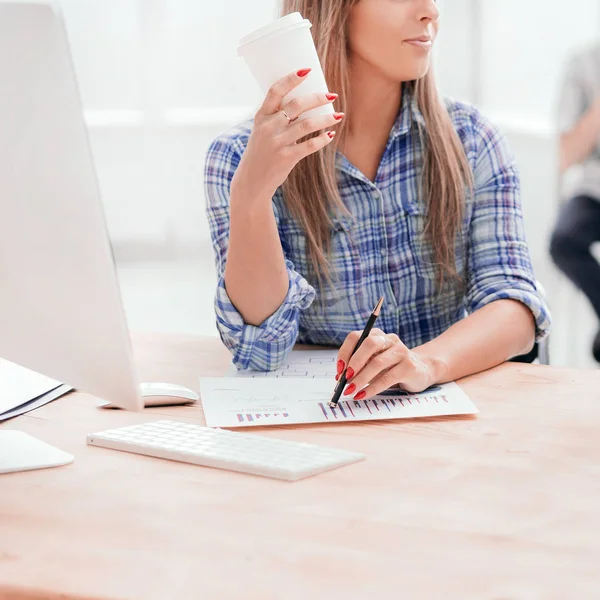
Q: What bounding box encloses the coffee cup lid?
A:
[238,12,311,54]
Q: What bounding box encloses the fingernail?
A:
[326,93,338,101]
[333,112,344,121]
[337,360,345,375]
[346,367,355,380]
[335,373,340,381]
[327,131,336,139]
[297,68,311,77]
[344,383,356,396]
[354,390,367,401]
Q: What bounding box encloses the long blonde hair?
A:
[281,0,472,288]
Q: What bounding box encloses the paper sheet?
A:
[226,349,339,379]
[200,377,478,428]
[0,358,63,415]
[0,384,73,422]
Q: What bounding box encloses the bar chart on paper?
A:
[200,378,478,428]
[236,410,290,424]
[315,393,456,422]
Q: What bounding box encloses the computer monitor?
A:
[0,1,152,413]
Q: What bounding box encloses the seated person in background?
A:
[205,0,550,398]
[550,43,600,363]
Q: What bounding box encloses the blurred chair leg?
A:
[537,335,551,366]
[508,278,550,365]
[536,279,550,365]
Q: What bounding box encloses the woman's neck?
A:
[343,56,402,181]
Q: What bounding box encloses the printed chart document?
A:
[200,377,478,428]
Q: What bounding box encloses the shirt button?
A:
[372,189,381,200]
[380,248,387,257]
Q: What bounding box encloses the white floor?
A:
[116,246,599,370]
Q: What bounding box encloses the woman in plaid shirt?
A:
[204,0,550,400]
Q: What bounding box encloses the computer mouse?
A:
[139,382,199,406]
[99,382,199,409]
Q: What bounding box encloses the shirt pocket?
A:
[279,214,365,338]
[404,202,467,282]
[404,202,437,281]
[323,215,364,310]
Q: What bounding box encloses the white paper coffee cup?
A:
[238,12,334,121]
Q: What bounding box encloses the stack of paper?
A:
[201,349,478,428]
[0,358,72,422]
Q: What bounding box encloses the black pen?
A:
[328,296,384,408]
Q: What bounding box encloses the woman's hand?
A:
[231,68,343,200]
[336,329,444,399]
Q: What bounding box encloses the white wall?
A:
[480,0,600,122]
[58,0,277,247]
[60,0,600,251]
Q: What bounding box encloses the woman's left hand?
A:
[336,328,437,400]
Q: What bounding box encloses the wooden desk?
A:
[2,333,600,600]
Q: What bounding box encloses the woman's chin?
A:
[391,63,431,84]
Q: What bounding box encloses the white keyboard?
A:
[87,420,365,481]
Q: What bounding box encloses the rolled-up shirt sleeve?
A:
[204,133,316,371]
[465,115,551,341]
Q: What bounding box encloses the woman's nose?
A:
[418,0,440,23]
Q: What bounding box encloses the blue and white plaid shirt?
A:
[204,90,551,371]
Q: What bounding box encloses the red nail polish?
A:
[326,93,338,101]
[327,131,336,139]
[344,383,356,396]
[337,360,345,374]
[335,373,340,381]
[296,68,311,77]
[354,390,367,401]
[333,112,344,120]
[346,367,355,380]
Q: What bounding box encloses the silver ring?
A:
[281,109,293,124]
[378,335,388,351]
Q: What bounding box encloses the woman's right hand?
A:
[231,68,344,200]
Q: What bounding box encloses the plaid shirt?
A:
[204,90,551,371]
